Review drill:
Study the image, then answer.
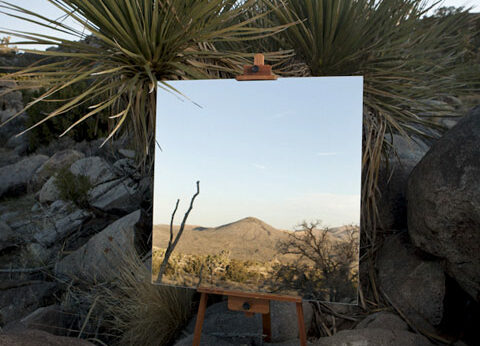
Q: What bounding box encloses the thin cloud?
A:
[252,163,266,170]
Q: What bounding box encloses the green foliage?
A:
[24,82,109,150]
[54,167,92,208]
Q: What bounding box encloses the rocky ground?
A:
[0,76,479,345]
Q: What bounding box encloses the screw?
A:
[251,65,259,73]
[243,302,251,310]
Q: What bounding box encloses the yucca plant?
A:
[236,0,480,311]
[261,1,478,231]
[0,0,291,171]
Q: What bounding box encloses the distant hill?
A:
[153,217,358,262]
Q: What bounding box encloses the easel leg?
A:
[192,292,208,346]
[296,302,307,346]
[262,310,272,343]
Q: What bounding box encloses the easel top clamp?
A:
[193,55,307,346]
[235,53,278,81]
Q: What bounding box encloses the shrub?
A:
[54,167,92,208]
[23,81,109,151]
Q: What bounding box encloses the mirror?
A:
[152,76,363,304]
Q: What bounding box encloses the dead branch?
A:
[157,181,200,282]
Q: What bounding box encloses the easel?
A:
[192,55,307,346]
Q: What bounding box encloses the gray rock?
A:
[174,334,235,346]
[0,281,57,326]
[118,148,136,159]
[69,156,116,186]
[407,106,480,302]
[0,329,94,346]
[34,208,91,246]
[313,328,432,346]
[0,155,49,198]
[38,176,60,204]
[55,210,142,282]
[11,305,76,336]
[88,177,141,214]
[270,301,313,342]
[377,233,445,331]
[185,300,313,344]
[378,135,429,230]
[356,311,408,331]
[0,220,21,252]
[32,149,85,190]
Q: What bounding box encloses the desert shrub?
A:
[23,81,109,151]
[276,221,359,301]
[54,167,92,208]
[225,259,255,283]
[183,256,205,276]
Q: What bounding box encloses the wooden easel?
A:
[193,55,306,346]
[192,287,307,346]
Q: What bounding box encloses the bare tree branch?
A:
[157,181,200,282]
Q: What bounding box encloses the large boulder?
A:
[69,156,116,186]
[0,329,94,346]
[34,207,91,247]
[0,281,57,326]
[355,311,408,331]
[4,305,76,336]
[377,233,445,331]
[378,135,429,229]
[32,149,85,190]
[55,210,143,282]
[313,328,432,346]
[407,106,480,301]
[0,155,48,198]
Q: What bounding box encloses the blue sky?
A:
[1,1,478,51]
[153,77,364,230]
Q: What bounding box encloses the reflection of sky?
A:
[154,77,363,230]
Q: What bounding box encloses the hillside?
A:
[153,216,358,262]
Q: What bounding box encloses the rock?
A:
[118,148,135,159]
[184,300,313,344]
[174,334,235,346]
[270,301,313,342]
[8,305,76,336]
[356,311,408,331]
[32,149,85,190]
[0,149,20,168]
[34,208,91,246]
[313,328,432,346]
[112,158,138,177]
[377,233,445,331]
[0,220,22,252]
[407,106,480,302]
[0,329,94,346]
[6,135,28,156]
[37,177,60,204]
[0,281,57,326]
[69,156,116,186]
[378,135,429,229]
[0,155,48,198]
[88,178,142,214]
[55,210,142,282]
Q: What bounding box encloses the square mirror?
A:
[152,76,363,304]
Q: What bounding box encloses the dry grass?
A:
[60,247,194,346]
